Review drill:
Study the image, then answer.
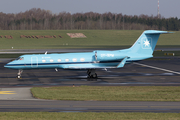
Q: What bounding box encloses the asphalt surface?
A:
[1,100,180,112]
[0,56,180,112]
[1,57,180,87]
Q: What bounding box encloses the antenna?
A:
[158,0,160,18]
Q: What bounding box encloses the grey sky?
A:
[0,0,179,18]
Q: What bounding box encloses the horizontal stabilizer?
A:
[144,30,173,34]
[117,56,128,68]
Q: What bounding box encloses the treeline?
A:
[0,8,179,31]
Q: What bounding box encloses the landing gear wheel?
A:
[87,69,98,79]
[90,73,97,78]
[94,73,97,78]
[17,75,21,79]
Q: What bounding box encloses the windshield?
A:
[16,57,24,60]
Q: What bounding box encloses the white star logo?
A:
[144,39,150,47]
[141,37,152,49]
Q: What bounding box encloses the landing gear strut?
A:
[87,69,97,78]
[17,70,23,79]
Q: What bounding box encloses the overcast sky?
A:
[0,0,179,18]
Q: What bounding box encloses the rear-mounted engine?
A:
[94,50,126,61]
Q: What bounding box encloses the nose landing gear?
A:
[17,70,23,79]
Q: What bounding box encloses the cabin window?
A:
[58,59,61,62]
[50,59,54,62]
[80,58,85,62]
[42,60,46,63]
[72,58,77,62]
[65,59,69,62]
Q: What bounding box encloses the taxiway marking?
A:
[0,91,16,94]
[134,62,180,75]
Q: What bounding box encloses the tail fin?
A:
[129,30,172,55]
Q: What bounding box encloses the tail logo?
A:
[141,37,152,49]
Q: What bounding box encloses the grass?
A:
[31,86,180,101]
[0,30,179,49]
[0,112,179,120]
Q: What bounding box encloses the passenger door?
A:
[31,56,38,68]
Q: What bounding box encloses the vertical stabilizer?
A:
[129,30,171,55]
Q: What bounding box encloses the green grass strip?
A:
[0,30,179,49]
[0,112,180,120]
[31,86,180,101]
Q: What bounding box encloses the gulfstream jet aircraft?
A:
[4,30,172,79]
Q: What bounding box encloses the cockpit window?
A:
[16,57,24,60]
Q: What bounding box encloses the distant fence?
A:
[20,35,63,39]
[0,35,13,39]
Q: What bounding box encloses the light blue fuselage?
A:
[4,50,152,70]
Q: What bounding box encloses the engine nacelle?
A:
[94,50,126,61]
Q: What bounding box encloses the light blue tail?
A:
[129,30,171,55]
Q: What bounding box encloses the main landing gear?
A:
[87,69,97,78]
[17,70,23,79]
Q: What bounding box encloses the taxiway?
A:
[0,56,180,112]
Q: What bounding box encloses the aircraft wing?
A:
[62,65,116,69]
[116,56,128,68]
[62,56,128,69]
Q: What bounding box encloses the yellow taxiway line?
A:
[0,91,16,94]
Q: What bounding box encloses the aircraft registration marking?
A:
[42,57,51,59]
[0,91,16,94]
[101,54,114,57]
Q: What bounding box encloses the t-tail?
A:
[128,30,172,57]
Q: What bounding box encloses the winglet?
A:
[117,56,128,68]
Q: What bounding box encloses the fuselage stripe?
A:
[5,60,136,67]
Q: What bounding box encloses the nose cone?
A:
[4,64,8,68]
[4,60,25,70]
[4,63,12,69]
[4,61,16,69]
